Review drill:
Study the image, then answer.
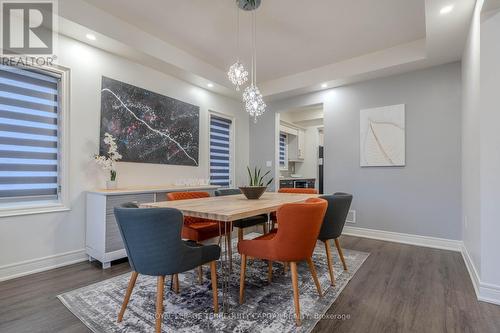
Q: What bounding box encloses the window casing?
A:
[0,64,69,216]
[209,113,233,188]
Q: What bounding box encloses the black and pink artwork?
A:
[99,77,199,166]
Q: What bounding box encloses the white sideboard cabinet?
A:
[86,185,218,268]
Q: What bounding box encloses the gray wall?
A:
[255,62,462,240]
[249,110,276,189]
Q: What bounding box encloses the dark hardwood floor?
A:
[1,236,499,333]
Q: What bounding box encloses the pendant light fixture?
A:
[227,0,266,123]
[227,2,248,91]
[242,9,266,123]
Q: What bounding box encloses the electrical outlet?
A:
[346,210,356,224]
[266,161,272,167]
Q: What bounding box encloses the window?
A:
[279,132,288,170]
[0,64,68,215]
[209,114,233,187]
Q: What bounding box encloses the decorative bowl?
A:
[239,186,267,200]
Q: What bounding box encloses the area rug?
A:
[59,235,369,333]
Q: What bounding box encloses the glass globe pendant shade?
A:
[227,61,248,91]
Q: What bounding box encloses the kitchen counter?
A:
[279,177,316,181]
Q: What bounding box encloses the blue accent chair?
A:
[215,188,269,240]
[114,203,220,333]
[317,193,353,286]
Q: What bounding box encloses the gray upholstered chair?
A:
[114,203,220,333]
[215,188,269,240]
[317,193,353,285]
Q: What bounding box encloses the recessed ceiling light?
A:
[321,83,328,89]
[440,5,454,15]
[207,83,214,88]
[86,33,96,41]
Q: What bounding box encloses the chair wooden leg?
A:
[210,261,219,313]
[283,262,289,274]
[198,266,203,284]
[117,271,138,322]
[334,238,348,271]
[324,240,336,286]
[238,228,244,242]
[155,276,165,333]
[306,258,323,297]
[173,273,179,293]
[239,254,247,304]
[268,260,273,283]
[290,262,301,326]
[262,223,268,234]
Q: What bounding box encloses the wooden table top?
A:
[140,192,320,221]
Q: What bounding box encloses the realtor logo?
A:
[1,1,54,55]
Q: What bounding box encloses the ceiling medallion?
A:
[237,0,261,11]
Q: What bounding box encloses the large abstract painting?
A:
[99,77,199,166]
[360,104,405,167]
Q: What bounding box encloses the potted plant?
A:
[94,133,122,189]
[239,166,273,200]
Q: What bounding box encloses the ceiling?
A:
[59,0,475,100]
[82,0,425,82]
[484,0,500,12]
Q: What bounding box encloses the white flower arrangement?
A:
[94,133,122,181]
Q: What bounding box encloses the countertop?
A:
[279,177,316,181]
[87,185,220,196]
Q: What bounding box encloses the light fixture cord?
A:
[236,1,240,61]
[252,9,256,86]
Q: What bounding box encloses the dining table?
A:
[141,191,320,311]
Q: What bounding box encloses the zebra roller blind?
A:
[209,115,232,187]
[0,65,60,202]
[279,132,287,167]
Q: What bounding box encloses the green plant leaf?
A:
[254,166,258,186]
[247,166,253,186]
[266,178,273,186]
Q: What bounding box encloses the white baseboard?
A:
[0,249,87,282]
[479,282,500,305]
[343,226,500,305]
[461,244,500,306]
[343,226,462,252]
[461,244,481,296]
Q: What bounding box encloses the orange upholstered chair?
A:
[270,188,319,228]
[238,198,328,326]
[166,192,229,242]
[167,192,230,283]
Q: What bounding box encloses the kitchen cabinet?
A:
[297,129,305,159]
[288,129,305,161]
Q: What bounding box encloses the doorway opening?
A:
[275,103,324,193]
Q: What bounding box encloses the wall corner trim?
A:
[343,226,500,305]
[0,249,87,282]
[462,244,500,306]
[343,226,462,252]
[461,244,481,296]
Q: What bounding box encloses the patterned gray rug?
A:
[59,235,369,333]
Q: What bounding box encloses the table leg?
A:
[226,229,233,273]
[218,220,233,313]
